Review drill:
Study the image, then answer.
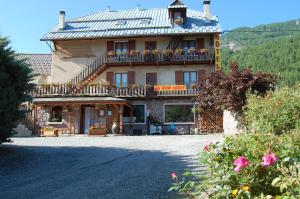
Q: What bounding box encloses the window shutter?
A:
[175,71,183,85]
[197,38,205,51]
[198,70,207,84]
[107,41,114,52]
[106,72,114,85]
[209,35,214,47]
[128,71,135,85]
[146,73,157,85]
[128,40,136,52]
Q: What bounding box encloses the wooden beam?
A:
[119,105,124,134]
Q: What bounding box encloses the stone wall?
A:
[223,110,239,136]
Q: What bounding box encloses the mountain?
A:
[221,19,300,86]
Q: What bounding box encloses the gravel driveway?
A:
[0,135,223,199]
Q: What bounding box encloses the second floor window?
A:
[115,42,128,54]
[184,71,197,87]
[182,40,196,53]
[115,73,128,87]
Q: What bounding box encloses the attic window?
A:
[140,19,150,25]
[115,20,126,26]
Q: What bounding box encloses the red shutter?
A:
[128,40,136,52]
[106,72,114,85]
[107,41,114,52]
[209,35,214,47]
[175,71,183,85]
[197,38,205,52]
[128,71,135,85]
[198,70,207,84]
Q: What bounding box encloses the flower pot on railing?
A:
[129,50,138,56]
[107,51,115,57]
[175,49,183,55]
[188,48,196,54]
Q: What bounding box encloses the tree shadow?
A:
[0,143,205,199]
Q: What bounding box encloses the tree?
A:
[196,63,277,123]
[0,37,33,143]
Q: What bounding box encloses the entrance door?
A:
[84,107,93,134]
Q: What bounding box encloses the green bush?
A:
[170,132,300,198]
[245,85,300,135]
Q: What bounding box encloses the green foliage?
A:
[221,19,300,87]
[0,37,33,143]
[245,85,300,135]
[170,132,300,198]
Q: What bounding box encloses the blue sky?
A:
[0,0,299,53]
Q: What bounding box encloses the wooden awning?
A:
[33,97,133,108]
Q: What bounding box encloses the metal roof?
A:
[41,8,221,41]
[16,54,52,75]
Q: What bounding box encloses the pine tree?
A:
[0,37,33,143]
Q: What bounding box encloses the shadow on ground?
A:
[0,143,204,199]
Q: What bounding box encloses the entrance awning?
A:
[33,97,133,108]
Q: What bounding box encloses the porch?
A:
[31,97,133,136]
[32,84,200,98]
[104,49,214,66]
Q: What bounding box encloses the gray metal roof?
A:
[16,54,52,75]
[41,8,221,41]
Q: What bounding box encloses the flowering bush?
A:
[170,132,300,198]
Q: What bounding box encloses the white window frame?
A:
[163,103,195,125]
[124,104,147,125]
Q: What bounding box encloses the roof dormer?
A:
[168,0,187,26]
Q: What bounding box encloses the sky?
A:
[0,0,299,53]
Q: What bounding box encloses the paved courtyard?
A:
[0,135,223,199]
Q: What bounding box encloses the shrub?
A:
[170,132,300,198]
[245,84,300,135]
[0,37,33,143]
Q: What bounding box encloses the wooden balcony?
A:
[104,49,214,66]
[32,84,200,98]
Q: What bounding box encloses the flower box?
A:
[89,125,107,136]
[42,126,59,137]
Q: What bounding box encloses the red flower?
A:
[171,172,177,180]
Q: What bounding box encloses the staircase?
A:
[13,124,33,137]
[166,36,183,51]
[69,56,108,92]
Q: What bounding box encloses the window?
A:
[182,40,196,52]
[123,105,146,123]
[51,106,63,122]
[165,104,194,123]
[115,73,128,87]
[174,12,182,20]
[183,71,197,87]
[115,20,126,26]
[115,42,128,54]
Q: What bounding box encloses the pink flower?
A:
[261,153,279,167]
[171,172,177,180]
[203,142,213,152]
[233,156,249,173]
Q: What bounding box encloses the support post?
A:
[119,105,124,134]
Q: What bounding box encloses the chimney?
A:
[107,6,111,12]
[137,4,141,11]
[58,11,65,30]
[203,0,211,23]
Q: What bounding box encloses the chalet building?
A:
[29,0,222,136]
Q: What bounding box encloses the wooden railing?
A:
[70,56,106,85]
[104,49,214,65]
[32,84,199,98]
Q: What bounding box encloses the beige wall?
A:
[92,65,213,85]
[51,35,214,83]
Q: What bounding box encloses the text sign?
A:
[215,33,222,71]
[154,85,187,91]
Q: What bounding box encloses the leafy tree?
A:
[196,63,276,119]
[0,37,33,143]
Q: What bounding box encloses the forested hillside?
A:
[221,19,300,86]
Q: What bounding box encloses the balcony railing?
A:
[104,49,214,66]
[32,84,200,98]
